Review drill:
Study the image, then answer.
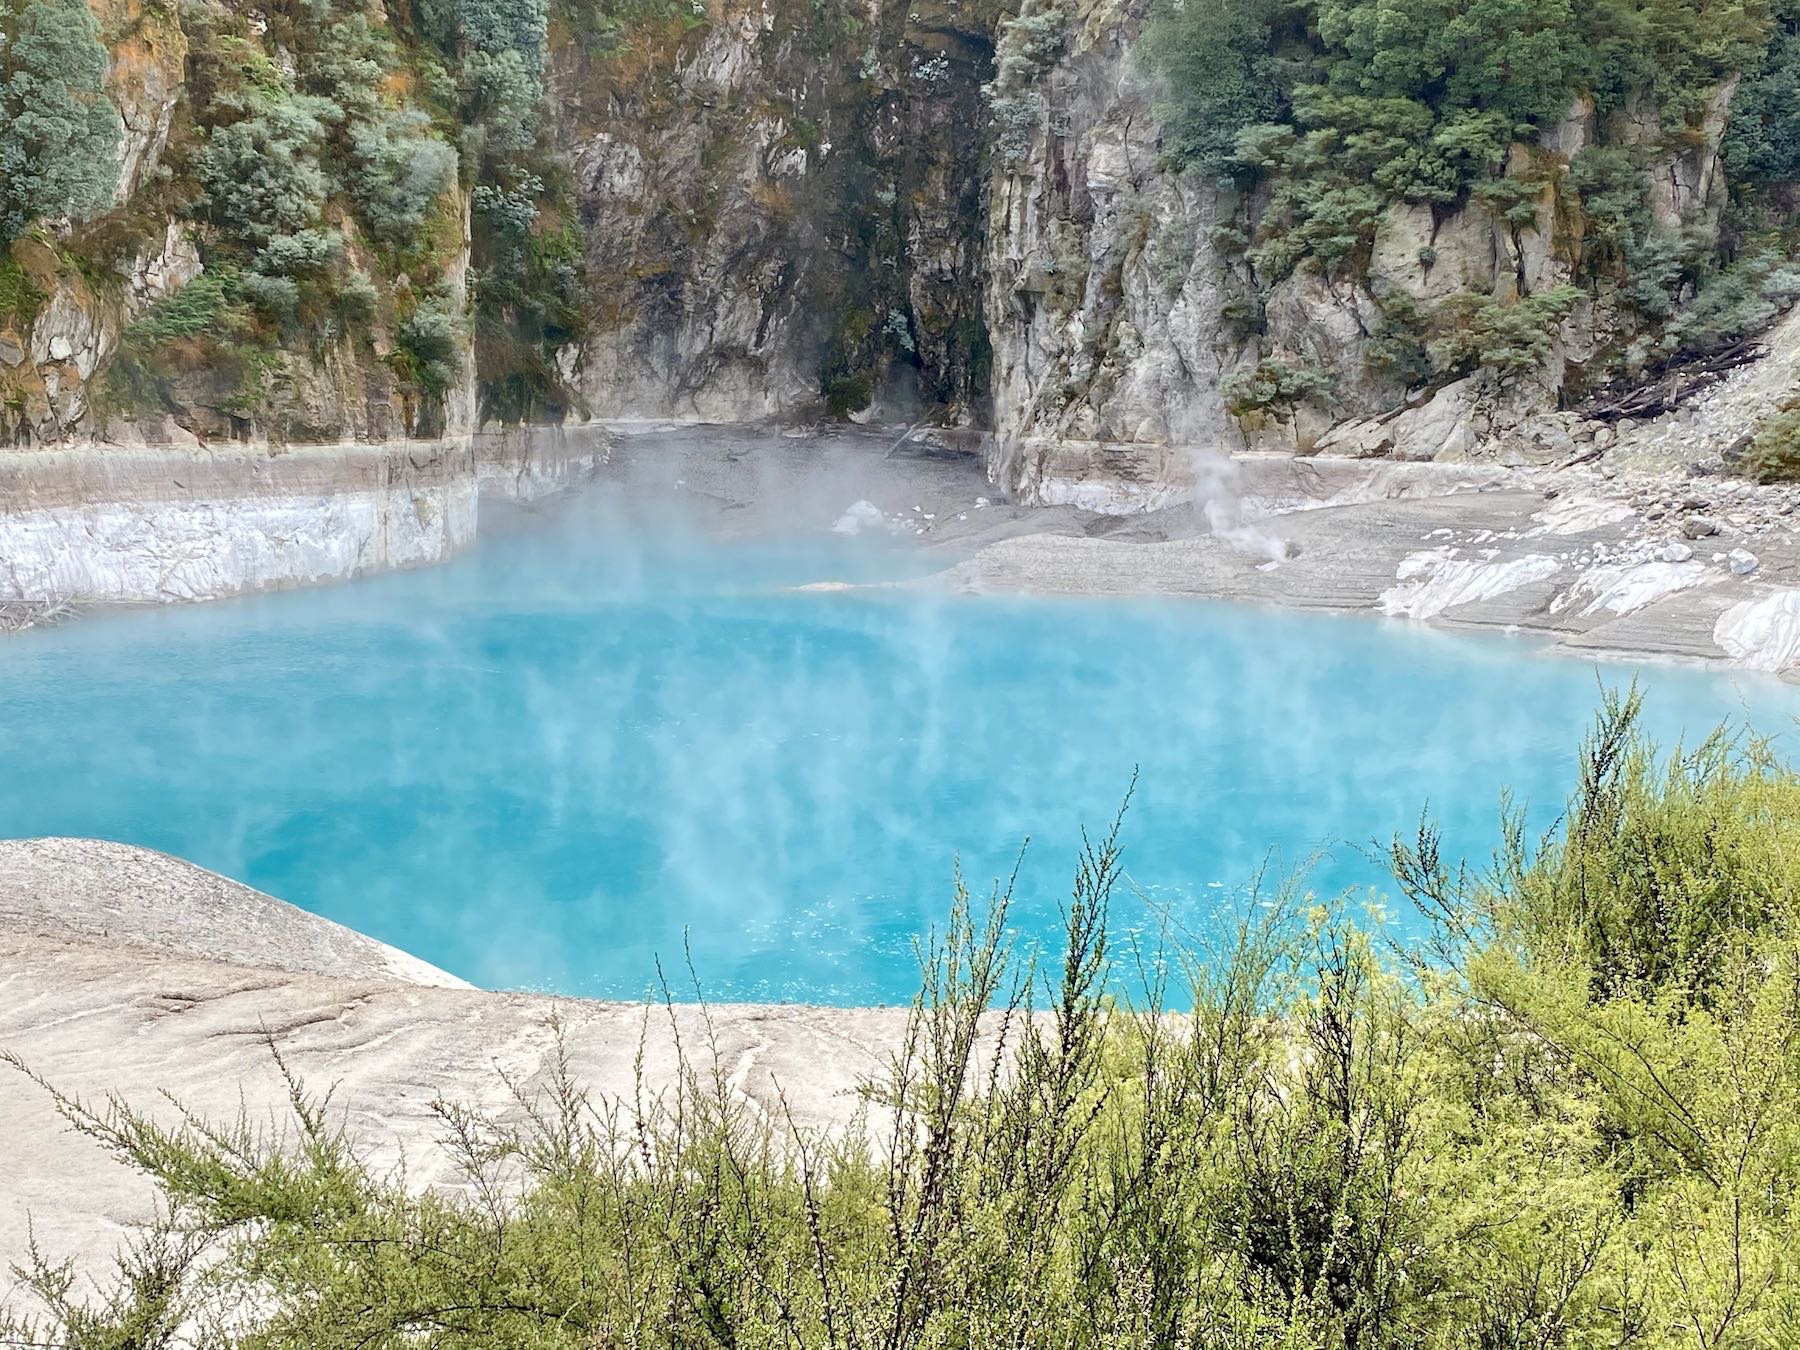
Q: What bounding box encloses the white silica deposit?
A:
[1380,549,1563,620]
[1714,589,1800,672]
[831,499,888,535]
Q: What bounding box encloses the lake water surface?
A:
[1,487,1793,1003]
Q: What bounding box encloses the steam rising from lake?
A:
[0,441,1790,1003]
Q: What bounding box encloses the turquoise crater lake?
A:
[0,486,1793,1004]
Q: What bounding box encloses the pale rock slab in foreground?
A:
[0,838,469,987]
[0,840,920,1295]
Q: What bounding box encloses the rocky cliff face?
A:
[548,0,1000,424]
[981,0,1239,506]
[1,0,188,446]
[3,0,1793,500]
[977,0,1757,506]
[1,0,479,451]
[7,0,1001,444]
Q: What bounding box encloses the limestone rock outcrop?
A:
[0,429,607,606]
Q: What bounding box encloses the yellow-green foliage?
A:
[8,695,1800,1347]
[1741,399,1800,481]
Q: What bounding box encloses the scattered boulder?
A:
[1659,540,1695,563]
[1311,416,1393,459]
[1681,515,1721,539]
[1313,379,1485,461]
[1729,548,1761,575]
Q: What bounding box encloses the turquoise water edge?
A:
[1,490,1794,1004]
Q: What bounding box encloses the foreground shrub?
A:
[1739,400,1800,483]
[7,696,1800,1347]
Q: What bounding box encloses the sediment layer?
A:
[0,427,610,608]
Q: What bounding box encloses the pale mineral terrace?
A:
[598,422,1800,678]
[5,418,1800,674]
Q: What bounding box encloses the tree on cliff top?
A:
[1139,0,1290,179]
[0,0,123,242]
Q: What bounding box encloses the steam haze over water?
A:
[0,481,1793,1004]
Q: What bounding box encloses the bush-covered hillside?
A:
[10,0,1800,444]
[8,695,1800,1347]
[0,0,586,439]
[1141,0,1800,413]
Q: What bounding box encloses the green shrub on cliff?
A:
[1665,253,1800,351]
[393,288,464,398]
[0,0,124,243]
[105,265,269,415]
[471,181,586,423]
[1428,284,1583,379]
[1233,116,1402,278]
[1311,0,1588,142]
[984,0,1071,164]
[1724,0,1800,184]
[347,111,459,246]
[1569,145,1650,279]
[10,698,1800,1347]
[420,0,549,71]
[195,95,335,249]
[1220,354,1334,417]
[302,15,460,246]
[123,266,248,345]
[1147,0,1601,201]
[1363,290,1434,385]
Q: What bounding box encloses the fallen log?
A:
[1581,340,1765,423]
